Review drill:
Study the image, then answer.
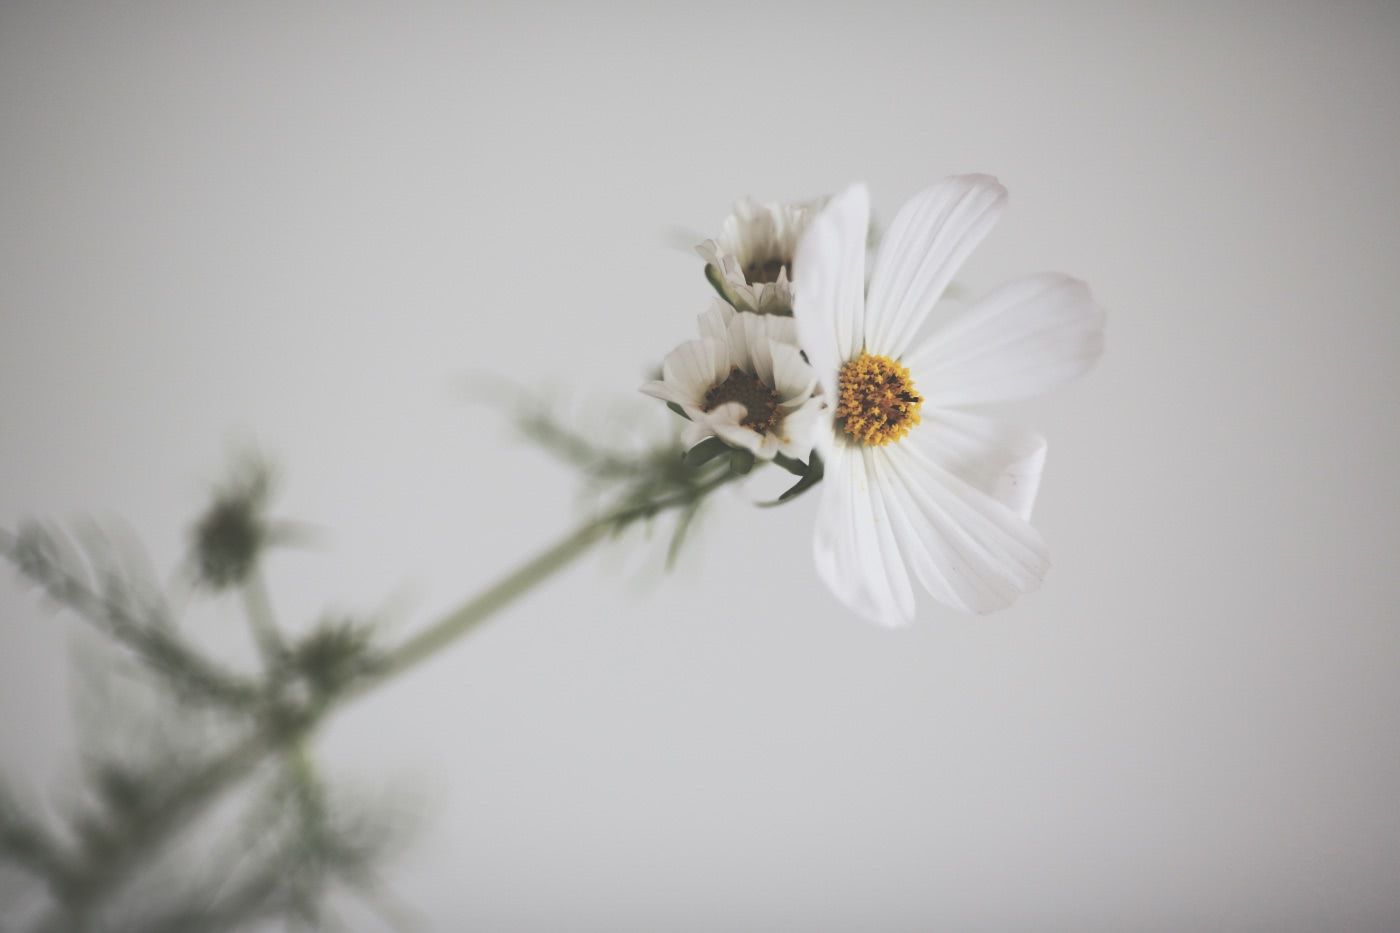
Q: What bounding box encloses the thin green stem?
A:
[360,465,737,689]
[365,517,610,685]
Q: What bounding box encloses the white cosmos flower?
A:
[642,299,825,461]
[794,176,1105,624]
[696,197,824,315]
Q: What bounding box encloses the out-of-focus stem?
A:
[363,466,737,687]
[240,566,284,668]
[365,516,608,685]
[34,729,279,933]
[28,465,738,932]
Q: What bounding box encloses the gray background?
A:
[3,1,1399,929]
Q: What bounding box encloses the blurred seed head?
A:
[191,456,274,590]
[291,619,379,700]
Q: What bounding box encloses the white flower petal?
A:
[909,273,1106,407]
[726,315,757,375]
[775,395,824,460]
[681,418,713,449]
[907,410,1047,522]
[812,443,908,626]
[747,332,776,387]
[860,448,917,623]
[794,184,869,395]
[706,403,768,456]
[882,441,1050,614]
[696,299,735,341]
[661,337,729,400]
[865,175,1007,359]
[812,445,868,610]
[639,379,692,406]
[768,340,817,403]
[761,314,799,347]
[868,450,1007,614]
[737,311,789,382]
[695,238,724,269]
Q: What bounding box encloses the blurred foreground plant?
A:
[0,399,747,931]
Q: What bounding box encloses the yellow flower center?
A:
[702,368,782,434]
[836,353,923,446]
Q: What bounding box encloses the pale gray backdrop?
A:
[2,1,1398,930]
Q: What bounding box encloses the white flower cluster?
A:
[644,177,1106,625]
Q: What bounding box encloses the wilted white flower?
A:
[794,176,1105,624]
[696,197,823,315]
[642,300,825,461]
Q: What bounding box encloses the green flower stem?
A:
[366,518,610,685]
[363,465,738,688]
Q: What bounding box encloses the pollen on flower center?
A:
[744,256,790,285]
[836,353,924,446]
[702,368,783,434]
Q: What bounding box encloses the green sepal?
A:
[682,436,729,467]
[759,450,825,507]
[704,263,738,308]
[772,452,808,478]
[666,401,692,421]
[728,448,756,476]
